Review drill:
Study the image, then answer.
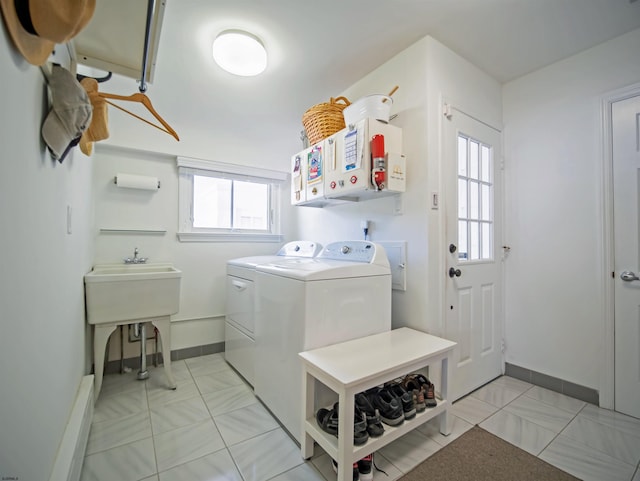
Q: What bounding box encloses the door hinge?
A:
[501,339,506,353]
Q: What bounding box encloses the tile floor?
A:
[80,353,640,481]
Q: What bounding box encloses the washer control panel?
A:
[319,241,377,263]
[277,241,323,257]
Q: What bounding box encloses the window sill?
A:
[177,232,284,243]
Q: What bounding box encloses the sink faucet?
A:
[124,247,148,264]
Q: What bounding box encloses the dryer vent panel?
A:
[377,241,407,291]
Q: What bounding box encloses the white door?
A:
[444,108,503,401]
[612,94,640,419]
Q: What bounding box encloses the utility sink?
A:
[84,263,182,325]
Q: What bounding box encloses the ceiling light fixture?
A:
[212,29,267,76]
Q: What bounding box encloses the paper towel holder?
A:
[114,174,160,190]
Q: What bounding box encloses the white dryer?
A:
[254,241,391,443]
[225,241,322,386]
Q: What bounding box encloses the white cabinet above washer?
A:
[292,118,406,207]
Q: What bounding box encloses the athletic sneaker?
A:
[357,454,373,481]
[331,459,359,481]
[401,376,426,412]
[355,392,385,437]
[424,379,437,407]
[316,402,369,445]
[384,381,417,420]
[365,387,404,426]
[403,373,437,408]
[353,405,369,445]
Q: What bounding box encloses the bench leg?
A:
[439,356,452,435]
[301,369,315,459]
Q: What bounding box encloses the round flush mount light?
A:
[212,29,267,76]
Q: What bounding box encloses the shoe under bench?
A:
[299,327,457,481]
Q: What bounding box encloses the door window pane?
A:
[469,221,480,260]
[457,133,494,262]
[458,179,468,218]
[481,184,491,220]
[469,140,479,179]
[458,137,468,176]
[458,220,468,260]
[469,181,479,220]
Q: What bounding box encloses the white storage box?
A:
[343,94,392,126]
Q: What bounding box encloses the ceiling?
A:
[77,0,640,163]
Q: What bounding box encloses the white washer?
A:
[254,241,391,443]
[225,241,322,385]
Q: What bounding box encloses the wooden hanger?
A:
[98,91,180,141]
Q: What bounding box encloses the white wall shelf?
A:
[99,228,166,235]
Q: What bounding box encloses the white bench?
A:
[299,327,457,481]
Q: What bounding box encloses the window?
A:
[457,134,493,261]
[177,156,286,242]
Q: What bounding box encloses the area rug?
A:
[398,426,580,481]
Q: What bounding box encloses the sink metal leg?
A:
[120,325,124,374]
[136,322,149,380]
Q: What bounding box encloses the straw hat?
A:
[79,77,109,156]
[0,0,96,66]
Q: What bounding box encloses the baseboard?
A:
[103,342,225,375]
[48,375,94,481]
[505,363,599,405]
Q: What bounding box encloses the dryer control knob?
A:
[341,245,351,254]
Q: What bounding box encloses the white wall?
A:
[91,145,296,360]
[87,3,300,356]
[294,38,430,329]
[502,28,640,393]
[93,34,502,360]
[423,37,502,336]
[293,36,502,339]
[0,40,94,481]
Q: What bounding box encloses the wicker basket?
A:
[302,96,351,145]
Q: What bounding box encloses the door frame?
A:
[600,82,640,411]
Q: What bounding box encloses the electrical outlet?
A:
[394,194,404,215]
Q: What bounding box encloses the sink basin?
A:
[84,263,182,325]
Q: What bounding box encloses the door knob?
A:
[449,244,457,253]
[449,267,462,278]
[620,271,640,282]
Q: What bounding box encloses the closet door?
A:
[612,94,640,419]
